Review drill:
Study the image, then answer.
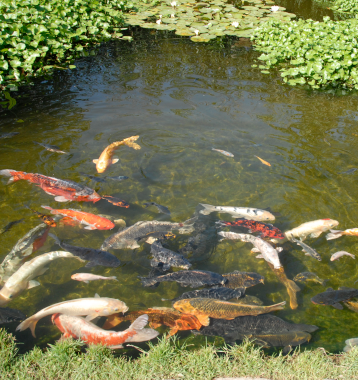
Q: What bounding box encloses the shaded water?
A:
[1,0,358,354]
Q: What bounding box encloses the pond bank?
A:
[1,329,358,380]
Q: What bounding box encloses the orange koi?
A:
[255,156,271,167]
[52,313,158,349]
[0,170,101,203]
[101,195,129,208]
[41,206,115,230]
[93,136,141,173]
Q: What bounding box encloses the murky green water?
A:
[1,0,358,354]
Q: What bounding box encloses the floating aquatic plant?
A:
[252,16,358,90]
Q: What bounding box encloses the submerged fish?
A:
[219,232,282,269]
[144,202,171,215]
[293,272,326,285]
[326,228,358,240]
[0,132,19,139]
[93,135,140,173]
[106,176,129,181]
[222,271,264,289]
[344,300,358,313]
[0,251,82,305]
[27,207,57,227]
[101,195,129,208]
[17,295,128,337]
[0,169,101,203]
[139,270,226,288]
[248,331,311,352]
[150,240,192,271]
[33,141,68,154]
[219,219,284,239]
[341,168,358,175]
[0,223,50,285]
[311,287,358,309]
[103,308,202,336]
[167,287,245,303]
[196,314,318,344]
[79,173,106,183]
[212,148,234,158]
[284,219,339,242]
[291,238,321,261]
[71,273,118,283]
[330,251,356,261]
[42,206,115,230]
[49,233,121,268]
[138,231,176,244]
[343,337,358,352]
[0,307,26,324]
[199,203,275,221]
[255,156,271,167]
[0,219,24,235]
[101,220,193,251]
[173,298,286,326]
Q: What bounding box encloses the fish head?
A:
[96,159,110,173]
[106,299,129,315]
[172,299,196,314]
[261,211,276,221]
[0,285,23,306]
[322,219,339,229]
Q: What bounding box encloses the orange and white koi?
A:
[0,170,101,203]
[93,136,141,173]
[52,313,159,349]
[326,228,358,240]
[41,206,115,230]
[212,148,234,158]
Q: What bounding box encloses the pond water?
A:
[1,0,358,355]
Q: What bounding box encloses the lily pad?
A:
[140,23,158,28]
[190,35,211,42]
[199,33,217,39]
[175,29,196,36]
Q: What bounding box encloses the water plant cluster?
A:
[328,0,358,14]
[122,0,296,42]
[252,16,358,89]
[0,0,133,90]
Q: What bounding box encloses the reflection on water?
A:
[1,17,358,354]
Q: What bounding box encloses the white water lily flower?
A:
[270,5,280,12]
[232,21,239,28]
[171,1,177,7]
[171,13,175,18]
[156,19,162,24]
[194,29,199,36]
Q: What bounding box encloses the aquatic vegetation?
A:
[329,0,358,14]
[252,16,358,90]
[0,0,133,90]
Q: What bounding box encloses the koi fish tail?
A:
[16,317,39,337]
[198,203,216,215]
[123,135,140,150]
[266,301,286,312]
[0,169,23,184]
[125,314,159,343]
[286,279,300,310]
[326,230,343,240]
[138,276,159,287]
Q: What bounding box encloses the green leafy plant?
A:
[0,0,134,90]
[252,16,358,90]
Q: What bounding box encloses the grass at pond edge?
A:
[1,328,358,380]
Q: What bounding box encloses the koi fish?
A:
[150,240,192,271]
[284,219,339,242]
[41,206,115,230]
[255,156,271,166]
[93,135,141,173]
[330,251,355,261]
[33,141,68,154]
[0,170,101,203]
[293,272,326,285]
[16,295,128,337]
[0,132,19,139]
[219,219,284,239]
[71,273,118,283]
[326,228,358,240]
[27,207,57,227]
[311,287,358,309]
[0,251,82,306]
[103,308,202,336]
[199,203,275,221]
[291,238,321,261]
[52,313,158,349]
[0,219,24,235]
[212,148,234,157]
[144,202,171,215]
[106,176,129,181]
[222,271,264,289]
[79,173,106,183]
[173,298,286,326]
[101,195,130,208]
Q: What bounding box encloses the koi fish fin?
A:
[27,280,41,289]
[85,261,97,268]
[310,231,322,238]
[331,303,343,310]
[93,159,99,164]
[111,158,119,164]
[85,313,100,322]
[276,247,283,253]
[196,314,210,326]
[326,230,343,240]
[146,237,157,244]
[198,203,215,215]
[7,177,16,184]
[128,314,149,331]
[49,233,61,245]
[94,293,100,298]
[54,196,69,202]
[109,276,118,281]
[110,344,124,349]
[84,226,96,230]
[251,248,260,253]
[83,281,89,284]
[91,317,101,325]
[256,254,264,259]
[282,345,293,355]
